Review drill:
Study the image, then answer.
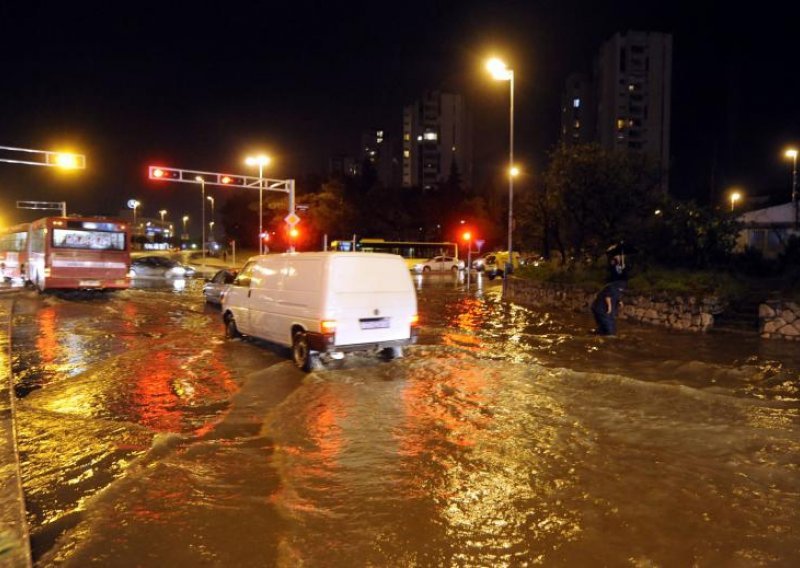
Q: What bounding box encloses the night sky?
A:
[2,1,799,231]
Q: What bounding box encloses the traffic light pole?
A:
[148,165,297,252]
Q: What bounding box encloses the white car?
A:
[413,256,465,273]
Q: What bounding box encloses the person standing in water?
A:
[592,278,626,336]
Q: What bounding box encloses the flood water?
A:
[9,275,800,566]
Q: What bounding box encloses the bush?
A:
[516,261,745,300]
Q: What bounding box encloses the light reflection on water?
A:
[10,278,800,566]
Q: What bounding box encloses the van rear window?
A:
[331,257,411,293]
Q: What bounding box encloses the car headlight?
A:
[171,267,186,276]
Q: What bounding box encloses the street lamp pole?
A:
[487,57,516,293]
[195,176,206,268]
[207,196,215,242]
[245,155,271,254]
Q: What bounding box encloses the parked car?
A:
[130,256,195,279]
[203,269,237,305]
[413,256,465,273]
[222,252,419,371]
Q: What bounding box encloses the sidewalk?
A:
[0,299,32,568]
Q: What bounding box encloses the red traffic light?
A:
[149,166,180,180]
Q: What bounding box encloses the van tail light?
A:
[321,320,337,333]
[409,314,419,327]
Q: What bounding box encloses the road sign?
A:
[284,212,301,226]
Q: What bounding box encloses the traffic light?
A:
[219,174,244,186]
[149,166,180,180]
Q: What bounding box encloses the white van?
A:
[221,252,419,371]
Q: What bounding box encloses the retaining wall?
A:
[759,301,800,341]
[506,277,725,333]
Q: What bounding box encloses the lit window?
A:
[377,130,384,137]
[616,118,626,130]
[573,98,580,108]
[574,120,580,128]
[451,146,456,151]
[417,135,423,141]
[403,133,410,141]
[403,150,410,158]
[628,84,635,92]
[423,132,438,141]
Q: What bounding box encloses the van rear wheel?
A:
[292,330,321,372]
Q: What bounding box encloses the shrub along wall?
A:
[759,301,800,341]
[505,277,726,333]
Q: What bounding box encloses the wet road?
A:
[8,275,800,566]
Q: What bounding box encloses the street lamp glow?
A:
[245,155,271,167]
[486,57,513,81]
[509,166,520,177]
[54,153,80,169]
[785,149,798,159]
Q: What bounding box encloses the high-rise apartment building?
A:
[560,73,595,144]
[595,30,672,187]
[561,31,673,189]
[402,91,472,190]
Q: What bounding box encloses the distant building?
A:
[562,31,672,190]
[402,91,472,190]
[328,154,360,178]
[560,73,595,144]
[596,30,672,188]
[360,128,400,187]
[736,202,800,258]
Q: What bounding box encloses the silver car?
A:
[203,269,237,304]
[130,256,195,279]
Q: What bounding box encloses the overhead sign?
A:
[284,212,301,226]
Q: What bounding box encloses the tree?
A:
[540,143,660,262]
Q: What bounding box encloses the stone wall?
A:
[759,301,800,341]
[505,277,725,333]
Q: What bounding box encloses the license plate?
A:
[79,280,101,287]
[360,317,390,330]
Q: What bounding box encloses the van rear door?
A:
[329,256,416,347]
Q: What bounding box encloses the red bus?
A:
[26,216,131,291]
[0,223,30,281]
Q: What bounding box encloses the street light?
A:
[785,148,798,229]
[182,215,189,234]
[730,191,742,212]
[486,56,515,289]
[129,200,141,242]
[195,176,206,268]
[207,196,215,241]
[245,154,272,254]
